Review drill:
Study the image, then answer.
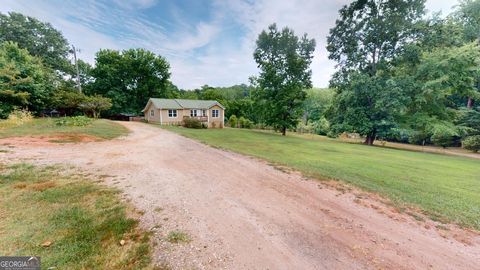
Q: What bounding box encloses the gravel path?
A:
[1,122,479,270]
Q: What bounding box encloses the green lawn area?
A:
[164,126,480,230]
[0,163,154,269]
[0,118,128,142]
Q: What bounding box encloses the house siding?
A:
[208,105,224,128]
[144,103,160,123]
[159,109,184,126]
[143,100,224,128]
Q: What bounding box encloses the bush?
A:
[463,135,480,153]
[228,115,238,128]
[0,109,33,129]
[431,124,458,148]
[55,116,93,127]
[183,117,203,129]
[408,131,430,145]
[314,117,330,135]
[7,109,33,125]
[238,117,253,129]
[296,122,314,134]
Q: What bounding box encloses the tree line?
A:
[1,0,479,151]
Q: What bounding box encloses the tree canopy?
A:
[0,41,53,118]
[327,0,426,144]
[0,12,71,73]
[89,48,171,114]
[252,24,316,135]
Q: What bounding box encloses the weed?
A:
[166,231,191,244]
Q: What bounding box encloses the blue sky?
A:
[1,0,457,89]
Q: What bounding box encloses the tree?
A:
[0,41,53,118]
[79,95,112,118]
[453,0,480,108]
[303,88,334,123]
[252,24,316,135]
[454,0,480,42]
[0,12,70,73]
[327,72,405,144]
[52,88,87,116]
[327,0,425,144]
[417,42,480,109]
[89,48,171,114]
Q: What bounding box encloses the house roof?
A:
[143,98,224,111]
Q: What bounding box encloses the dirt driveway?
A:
[1,122,479,270]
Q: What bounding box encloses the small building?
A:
[142,98,225,128]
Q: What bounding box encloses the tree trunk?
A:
[363,131,376,145]
[281,126,286,136]
[467,97,474,109]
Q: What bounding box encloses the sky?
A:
[1,0,459,89]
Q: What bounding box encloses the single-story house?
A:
[142,98,225,128]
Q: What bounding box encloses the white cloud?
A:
[0,0,460,89]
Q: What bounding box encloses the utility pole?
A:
[72,45,82,93]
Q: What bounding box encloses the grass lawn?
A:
[164,126,480,230]
[0,163,155,269]
[0,118,128,142]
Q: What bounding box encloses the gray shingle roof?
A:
[145,98,224,111]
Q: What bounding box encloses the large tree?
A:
[0,41,53,118]
[0,12,70,73]
[89,48,171,114]
[453,0,480,108]
[454,0,480,42]
[327,0,426,145]
[252,24,315,135]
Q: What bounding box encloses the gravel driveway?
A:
[1,122,479,270]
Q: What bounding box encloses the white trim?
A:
[212,109,219,118]
[168,109,177,118]
[159,108,163,124]
[207,101,225,109]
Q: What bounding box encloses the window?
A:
[168,109,177,118]
[190,109,197,117]
[212,109,219,118]
[202,109,207,116]
[150,110,154,116]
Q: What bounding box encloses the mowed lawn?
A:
[164,126,480,230]
[0,118,128,141]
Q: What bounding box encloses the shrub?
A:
[228,115,238,128]
[314,117,330,135]
[463,135,480,153]
[55,116,93,127]
[0,109,33,129]
[238,117,253,129]
[408,131,430,145]
[296,121,315,133]
[183,117,203,129]
[7,109,33,125]
[431,124,458,148]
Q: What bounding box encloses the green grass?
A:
[0,163,155,269]
[163,126,480,230]
[166,231,191,244]
[0,118,129,142]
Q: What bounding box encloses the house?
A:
[142,98,225,128]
